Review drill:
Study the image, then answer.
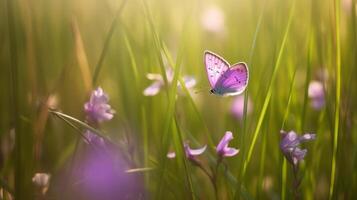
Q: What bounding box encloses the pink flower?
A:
[84,87,115,123]
[201,6,225,33]
[231,95,253,120]
[167,142,206,160]
[216,131,239,157]
[308,81,325,110]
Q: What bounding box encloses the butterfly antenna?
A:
[194,86,210,94]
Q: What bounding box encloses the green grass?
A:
[241,0,296,179]
[329,0,341,199]
[1,0,356,199]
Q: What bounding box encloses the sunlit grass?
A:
[1,0,356,199]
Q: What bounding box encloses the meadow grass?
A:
[1,0,356,199]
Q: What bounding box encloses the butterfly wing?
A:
[204,51,230,88]
[215,62,249,96]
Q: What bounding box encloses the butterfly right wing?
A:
[204,51,230,88]
[215,62,249,96]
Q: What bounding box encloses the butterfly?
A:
[204,50,249,96]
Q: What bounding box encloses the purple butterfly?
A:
[204,51,249,96]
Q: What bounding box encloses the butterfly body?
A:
[204,51,249,96]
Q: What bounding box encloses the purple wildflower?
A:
[216,131,239,157]
[182,76,197,89]
[83,130,105,147]
[143,72,166,96]
[308,81,325,110]
[143,80,163,96]
[167,142,206,160]
[84,87,115,123]
[280,130,316,165]
[231,95,253,120]
[143,69,196,96]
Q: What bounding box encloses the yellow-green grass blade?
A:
[92,0,128,85]
[141,1,194,198]
[241,0,296,179]
[329,0,341,198]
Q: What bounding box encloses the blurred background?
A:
[0,0,356,199]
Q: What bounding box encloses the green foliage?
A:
[0,0,356,199]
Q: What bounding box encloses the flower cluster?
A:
[67,88,145,199]
[167,143,207,160]
[84,87,115,123]
[167,131,239,161]
[280,130,316,166]
[83,87,115,145]
[143,68,196,96]
[167,131,239,195]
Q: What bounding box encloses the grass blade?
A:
[48,110,108,140]
[71,18,92,92]
[173,116,195,200]
[92,0,128,85]
[140,1,197,199]
[241,0,296,178]
[329,0,341,198]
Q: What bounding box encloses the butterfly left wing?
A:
[215,62,249,96]
[204,51,230,88]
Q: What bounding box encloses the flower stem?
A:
[212,158,223,200]
[192,159,219,200]
[292,164,300,200]
[213,161,220,200]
